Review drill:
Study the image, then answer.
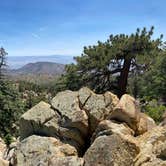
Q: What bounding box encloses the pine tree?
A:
[62,27,165,97]
[0,47,7,80]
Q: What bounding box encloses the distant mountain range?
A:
[10,62,65,75]
[7,55,74,69]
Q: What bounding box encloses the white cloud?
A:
[31,33,40,39]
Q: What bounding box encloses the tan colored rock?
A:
[49,156,84,166]
[134,126,166,166]
[3,141,18,166]
[16,135,77,166]
[0,138,6,159]
[0,158,9,166]
[137,113,156,135]
[51,90,88,136]
[20,101,60,140]
[109,94,140,132]
[78,87,92,106]
[59,127,85,150]
[91,120,134,142]
[78,87,119,133]
[84,134,139,166]
[0,138,9,166]
[103,91,120,110]
[51,90,88,149]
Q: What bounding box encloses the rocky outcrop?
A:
[134,126,166,166]
[4,87,166,166]
[91,120,135,142]
[84,134,139,166]
[78,87,119,133]
[137,113,156,135]
[109,94,156,135]
[20,101,60,140]
[16,135,78,166]
[51,90,89,150]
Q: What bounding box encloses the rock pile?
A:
[1,87,166,166]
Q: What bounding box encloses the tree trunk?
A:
[118,57,131,98]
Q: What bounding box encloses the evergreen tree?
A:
[0,47,7,80]
[0,81,25,137]
[0,48,25,138]
[62,27,164,97]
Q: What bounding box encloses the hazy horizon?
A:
[7,55,74,69]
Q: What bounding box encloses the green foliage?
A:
[18,80,43,93]
[0,80,25,138]
[24,91,50,109]
[60,27,164,97]
[142,99,166,123]
[0,47,7,79]
[4,133,13,146]
[130,53,166,101]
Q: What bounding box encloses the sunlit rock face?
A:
[4,87,166,166]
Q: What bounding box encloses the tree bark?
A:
[118,57,131,98]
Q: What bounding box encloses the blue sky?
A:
[0,0,166,57]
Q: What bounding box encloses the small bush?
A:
[4,134,13,146]
[142,99,166,123]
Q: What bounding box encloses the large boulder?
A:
[20,101,60,140]
[51,88,119,149]
[134,126,166,166]
[84,134,139,166]
[109,94,141,134]
[109,94,156,135]
[91,120,134,142]
[137,113,156,135]
[15,135,78,166]
[51,90,88,136]
[78,87,119,133]
[51,90,88,149]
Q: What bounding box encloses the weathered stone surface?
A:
[49,156,84,166]
[0,158,9,166]
[15,135,77,166]
[0,138,9,166]
[134,126,166,166]
[0,138,6,159]
[91,120,134,142]
[84,134,139,166]
[78,87,119,133]
[20,101,60,140]
[3,141,17,166]
[78,87,92,107]
[58,126,85,150]
[137,113,156,135]
[109,94,140,132]
[51,90,88,135]
[51,90,88,149]
[17,88,165,166]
